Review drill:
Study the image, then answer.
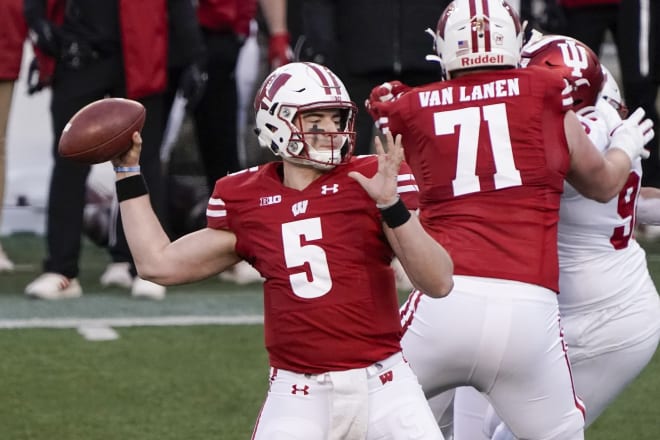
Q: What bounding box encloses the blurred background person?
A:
[0,0,27,272]
[549,0,660,188]
[298,0,450,155]
[22,0,204,300]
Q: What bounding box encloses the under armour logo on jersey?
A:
[558,40,589,77]
[292,200,309,216]
[321,184,339,195]
[291,384,310,395]
[379,371,394,385]
[260,195,282,206]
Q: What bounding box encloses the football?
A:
[58,98,146,164]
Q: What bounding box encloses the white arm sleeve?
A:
[636,195,660,225]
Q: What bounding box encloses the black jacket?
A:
[301,0,452,76]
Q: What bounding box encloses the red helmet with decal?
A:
[522,35,604,111]
[253,62,356,170]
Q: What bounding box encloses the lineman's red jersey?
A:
[207,156,419,373]
[381,66,571,291]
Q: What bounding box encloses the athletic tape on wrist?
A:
[379,197,411,228]
[114,166,141,173]
[116,174,148,202]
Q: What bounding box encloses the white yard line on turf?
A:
[0,315,264,329]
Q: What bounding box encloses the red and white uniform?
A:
[384,67,569,292]
[557,111,660,426]
[452,105,660,440]
[381,67,585,439]
[207,156,444,439]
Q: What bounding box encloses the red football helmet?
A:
[521,35,603,111]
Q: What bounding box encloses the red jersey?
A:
[0,0,27,80]
[381,67,571,291]
[206,156,419,373]
[36,0,167,99]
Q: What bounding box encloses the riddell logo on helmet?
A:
[461,54,504,67]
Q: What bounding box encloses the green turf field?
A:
[1,233,658,439]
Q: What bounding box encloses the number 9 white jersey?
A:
[558,108,647,311]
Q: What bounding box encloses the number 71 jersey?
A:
[206,157,420,374]
[379,66,571,292]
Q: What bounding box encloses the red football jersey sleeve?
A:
[384,66,570,291]
[206,157,419,373]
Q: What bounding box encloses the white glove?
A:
[609,107,654,160]
[594,97,623,133]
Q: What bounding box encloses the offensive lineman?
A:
[456,37,660,440]
[366,1,654,438]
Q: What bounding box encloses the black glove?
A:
[179,62,208,111]
[26,57,46,95]
[28,19,61,57]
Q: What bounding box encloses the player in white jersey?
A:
[555,66,660,428]
[453,38,660,439]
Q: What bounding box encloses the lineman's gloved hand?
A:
[594,98,623,133]
[365,81,410,131]
[610,107,654,160]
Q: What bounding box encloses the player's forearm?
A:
[258,0,287,34]
[385,214,454,298]
[637,188,660,225]
[117,185,240,285]
[568,148,631,203]
[117,191,177,282]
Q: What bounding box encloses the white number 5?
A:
[281,217,333,298]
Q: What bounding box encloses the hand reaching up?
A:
[348,132,405,207]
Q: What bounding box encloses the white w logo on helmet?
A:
[558,40,589,78]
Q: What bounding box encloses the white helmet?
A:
[598,65,628,118]
[435,0,523,77]
[254,62,356,170]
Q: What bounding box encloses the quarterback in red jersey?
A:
[111,62,453,439]
[367,1,653,439]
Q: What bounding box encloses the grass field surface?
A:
[0,233,658,439]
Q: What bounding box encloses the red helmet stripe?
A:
[323,65,342,92]
[254,72,291,111]
[436,3,454,40]
[482,0,491,52]
[306,62,342,96]
[469,0,478,52]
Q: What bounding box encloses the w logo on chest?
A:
[292,200,309,216]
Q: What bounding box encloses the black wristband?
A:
[379,197,411,228]
[116,174,148,202]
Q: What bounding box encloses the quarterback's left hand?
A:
[348,131,403,206]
